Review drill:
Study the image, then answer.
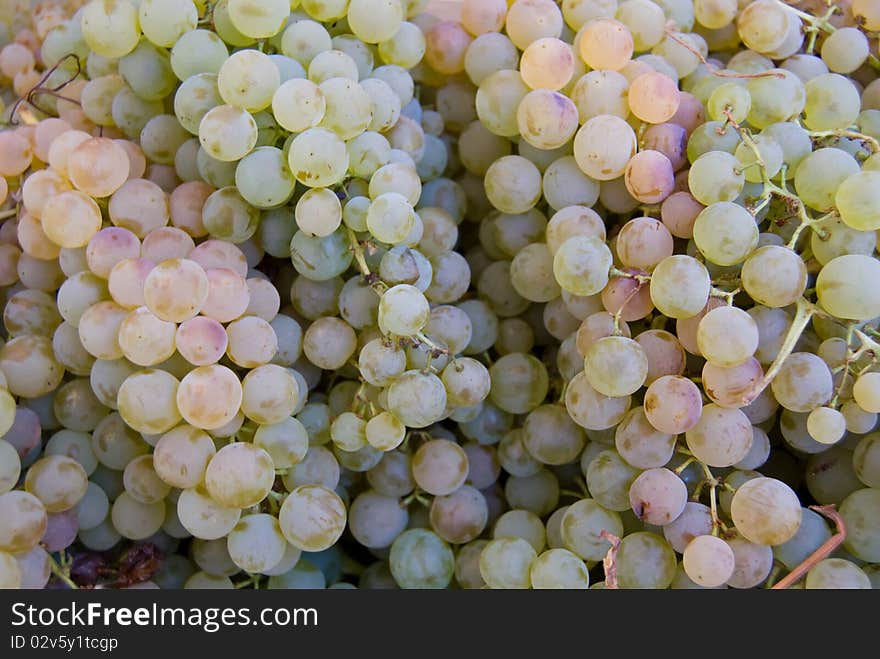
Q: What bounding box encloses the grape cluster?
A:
[0,0,878,591]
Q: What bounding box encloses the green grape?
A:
[839,488,880,561]
[585,450,640,512]
[118,41,177,102]
[170,29,229,80]
[687,150,745,205]
[707,81,750,123]
[389,529,454,588]
[686,121,742,162]
[741,245,807,307]
[816,255,880,321]
[488,353,549,415]
[174,74,223,136]
[235,147,296,209]
[803,73,861,131]
[834,171,880,231]
[745,69,805,129]
[80,0,141,59]
[730,477,802,546]
[616,532,677,589]
[529,548,590,589]
[805,558,871,589]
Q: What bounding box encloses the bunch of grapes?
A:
[0,0,878,591]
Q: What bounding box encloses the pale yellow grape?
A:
[696,306,758,367]
[771,352,834,413]
[378,22,426,69]
[730,477,802,545]
[228,0,289,38]
[570,70,629,123]
[111,491,166,540]
[117,307,177,367]
[177,365,242,430]
[552,235,613,297]
[153,425,216,489]
[254,417,309,469]
[76,300,126,360]
[649,255,710,319]
[288,128,349,188]
[816,255,880,321]
[86,227,142,279]
[90,412,151,469]
[117,369,182,435]
[0,439,20,494]
[386,370,447,428]
[139,0,198,48]
[347,131,392,179]
[244,278,281,321]
[177,486,241,540]
[546,206,606,255]
[272,79,325,133]
[18,211,61,261]
[123,455,170,504]
[0,491,48,553]
[23,455,87,513]
[143,258,210,323]
[516,90,579,150]
[584,335,648,397]
[369,162,422,205]
[80,0,141,59]
[226,316,279,367]
[853,372,880,414]
[509,243,560,302]
[4,289,61,338]
[682,535,735,587]
[365,412,406,451]
[853,0,880,30]
[226,513,287,573]
[572,115,637,181]
[740,245,806,307]
[805,558,871,589]
[278,484,346,551]
[0,551,21,589]
[806,406,847,445]
[475,69,530,137]
[68,137,131,198]
[198,105,258,162]
[378,284,430,336]
[348,0,404,43]
[803,73,861,131]
[22,168,72,219]
[205,442,275,509]
[688,151,745,206]
[240,364,299,424]
[484,155,542,214]
[218,49,280,112]
[578,18,633,71]
[835,171,880,231]
[519,37,575,91]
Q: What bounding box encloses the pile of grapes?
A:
[0,0,878,590]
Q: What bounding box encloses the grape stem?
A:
[780,1,880,70]
[662,28,785,79]
[721,108,829,249]
[47,551,79,590]
[599,530,621,589]
[771,504,847,589]
[808,129,880,154]
[0,208,18,220]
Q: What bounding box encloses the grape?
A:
[202,443,274,511]
[686,404,754,467]
[479,537,536,589]
[615,406,676,469]
[553,235,613,297]
[0,491,48,553]
[629,72,680,124]
[584,335,648,397]
[383,528,454,589]
[429,485,488,544]
[840,488,880,562]
[730,477,802,546]
[628,468,687,525]
[773,506,832,571]
[770,352,833,413]
[573,115,637,181]
[279,484,346,552]
[696,306,759,367]
[803,73,861,131]
[650,255,710,319]
[578,18,633,71]
[616,532,677,589]
[585,450,640,512]
[488,353,549,414]
[806,558,871,589]
[227,513,287,574]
